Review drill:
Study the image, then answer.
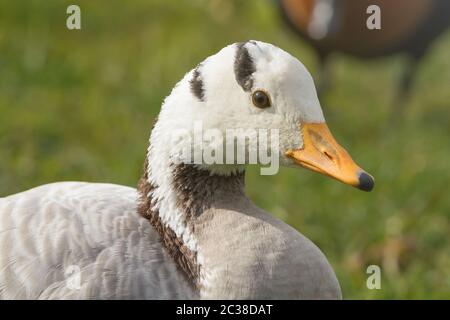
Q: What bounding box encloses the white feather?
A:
[0,182,196,299]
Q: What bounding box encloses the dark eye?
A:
[252,90,271,109]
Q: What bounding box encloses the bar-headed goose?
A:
[0,41,374,299]
[278,0,450,103]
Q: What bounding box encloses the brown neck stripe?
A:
[137,152,246,289]
[137,157,200,288]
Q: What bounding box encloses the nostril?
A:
[358,172,374,192]
[323,150,333,161]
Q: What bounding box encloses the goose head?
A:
[150,40,374,191]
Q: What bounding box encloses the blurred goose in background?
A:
[0,41,374,299]
[278,0,450,108]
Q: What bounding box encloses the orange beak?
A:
[286,123,374,191]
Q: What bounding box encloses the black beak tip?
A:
[357,172,374,192]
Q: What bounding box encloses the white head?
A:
[149,40,374,191]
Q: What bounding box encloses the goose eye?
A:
[252,90,271,109]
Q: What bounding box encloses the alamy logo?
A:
[171,121,280,175]
[65,265,81,290]
[367,5,381,30]
[66,5,81,30]
[366,265,381,290]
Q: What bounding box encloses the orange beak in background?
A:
[286,123,374,191]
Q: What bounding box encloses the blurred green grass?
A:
[0,0,449,299]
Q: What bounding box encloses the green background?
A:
[0,0,449,299]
